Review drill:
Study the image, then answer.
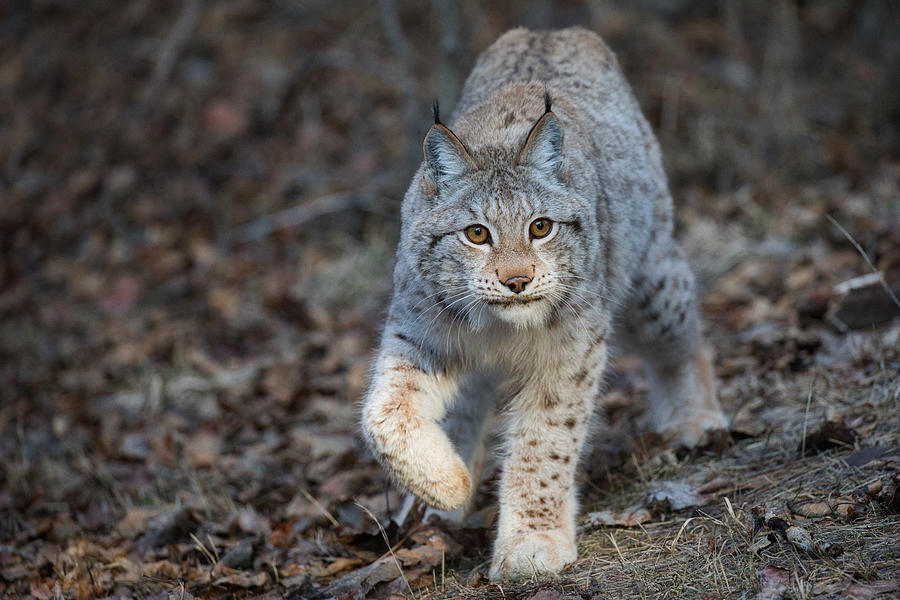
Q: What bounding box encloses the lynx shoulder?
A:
[361,27,727,581]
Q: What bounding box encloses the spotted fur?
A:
[360,27,727,581]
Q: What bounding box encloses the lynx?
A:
[361,27,727,580]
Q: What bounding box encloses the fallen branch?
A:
[232,192,358,243]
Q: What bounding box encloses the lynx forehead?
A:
[361,27,727,581]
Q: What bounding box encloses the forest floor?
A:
[2,2,899,599]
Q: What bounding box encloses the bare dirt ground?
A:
[1,2,898,599]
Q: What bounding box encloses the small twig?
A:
[190,532,217,566]
[139,0,200,114]
[206,533,220,563]
[800,380,814,457]
[233,192,358,243]
[608,532,626,568]
[355,500,417,600]
[670,517,696,549]
[302,489,340,528]
[827,214,900,312]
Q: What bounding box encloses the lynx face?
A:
[413,106,595,330]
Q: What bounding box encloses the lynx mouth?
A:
[486,296,544,306]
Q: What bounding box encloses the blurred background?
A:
[1,1,898,597]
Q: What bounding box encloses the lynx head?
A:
[410,94,597,330]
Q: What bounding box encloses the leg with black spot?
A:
[490,337,606,581]
[620,241,727,447]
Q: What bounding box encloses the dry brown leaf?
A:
[115,507,160,538]
[184,430,222,468]
[792,501,832,518]
[585,507,652,528]
[212,566,268,588]
[325,556,364,575]
[758,564,791,600]
[645,480,709,511]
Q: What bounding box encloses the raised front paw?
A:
[659,408,728,448]
[409,453,472,511]
[489,529,577,581]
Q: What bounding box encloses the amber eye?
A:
[464,224,490,244]
[529,218,553,239]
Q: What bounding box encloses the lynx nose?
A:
[503,275,532,294]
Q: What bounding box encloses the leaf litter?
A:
[2,2,899,600]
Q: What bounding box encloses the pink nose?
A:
[503,275,532,294]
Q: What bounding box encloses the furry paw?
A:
[405,454,472,511]
[659,409,728,448]
[489,529,577,581]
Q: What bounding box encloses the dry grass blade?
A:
[827,214,900,312]
[190,532,217,566]
[355,500,417,600]
[303,489,340,528]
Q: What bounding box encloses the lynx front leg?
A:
[489,340,606,581]
[395,372,496,524]
[361,353,472,511]
[622,243,727,447]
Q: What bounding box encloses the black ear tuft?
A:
[432,100,441,125]
[544,90,552,114]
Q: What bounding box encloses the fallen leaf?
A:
[410,526,462,556]
[784,525,815,553]
[212,566,268,588]
[585,507,651,528]
[698,476,731,494]
[184,430,222,468]
[116,507,160,538]
[757,564,791,600]
[326,557,403,600]
[325,556,364,576]
[791,501,831,518]
[260,362,304,404]
[644,480,708,511]
[790,496,866,520]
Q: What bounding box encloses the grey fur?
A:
[361,27,727,581]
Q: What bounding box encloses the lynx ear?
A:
[517,110,565,177]
[423,123,476,188]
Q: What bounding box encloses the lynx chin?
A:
[361,27,727,581]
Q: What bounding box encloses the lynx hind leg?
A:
[394,372,495,524]
[621,242,727,447]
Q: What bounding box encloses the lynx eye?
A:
[529,218,553,239]
[464,224,490,244]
